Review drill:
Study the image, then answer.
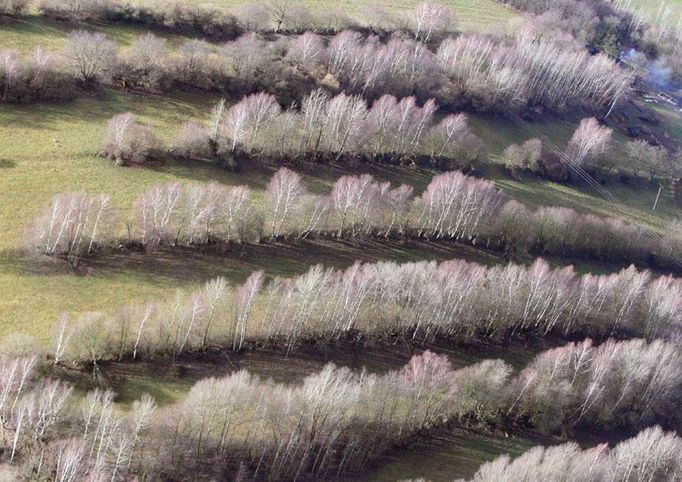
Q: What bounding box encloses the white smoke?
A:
[647,58,673,90]
[620,48,673,90]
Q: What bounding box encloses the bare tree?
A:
[266,167,306,238]
[502,138,542,173]
[63,31,117,84]
[268,0,296,32]
[117,32,169,92]
[286,32,327,70]
[416,171,504,241]
[566,117,612,167]
[53,314,73,365]
[410,2,455,44]
[626,139,669,181]
[234,271,264,350]
[235,3,271,32]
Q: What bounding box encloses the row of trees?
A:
[9,0,457,41]
[2,336,679,479]
[26,168,682,268]
[168,91,484,167]
[114,93,679,184]
[0,0,28,16]
[467,425,682,482]
[1,20,628,114]
[25,170,501,259]
[148,340,682,479]
[171,94,622,172]
[47,258,681,366]
[0,48,78,103]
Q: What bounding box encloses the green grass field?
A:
[0,0,515,50]
[1,87,679,343]
[361,431,541,481]
[2,6,681,480]
[183,0,516,32]
[0,5,680,348]
[0,15,190,51]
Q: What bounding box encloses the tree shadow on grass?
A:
[77,334,556,407]
[0,89,215,132]
[81,238,505,285]
[1,238,506,287]
[151,156,436,196]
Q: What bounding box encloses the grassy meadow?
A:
[2,4,681,480]
[180,0,517,32]
[1,88,680,342]
[0,3,680,348]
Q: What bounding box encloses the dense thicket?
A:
[48,257,681,366]
[157,27,628,112]
[0,49,78,103]
[0,0,29,17]
[498,0,633,56]
[26,169,682,269]
[1,338,680,480]
[466,425,682,482]
[0,353,157,481]
[36,0,237,39]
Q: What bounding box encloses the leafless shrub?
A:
[0,49,79,103]
[286,31,327,71]
[0,0,30,16]
[38,0,122,23]
[102,113,163,165]
[114,32,170,92]
[171,122,213,160]
[502,138,542,173]
[234,3,270,32]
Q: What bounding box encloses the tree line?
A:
[466,425,682,482]
[44,257,681,367]
[166,92,615,172]
[147,339,682,480]
[1,18,628,114]
[2,0,460,40]
[111,92,680,185]
[4,0,351,39]
[161,92,484,169]
[26,169,682,270]
[0,337,680,479]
